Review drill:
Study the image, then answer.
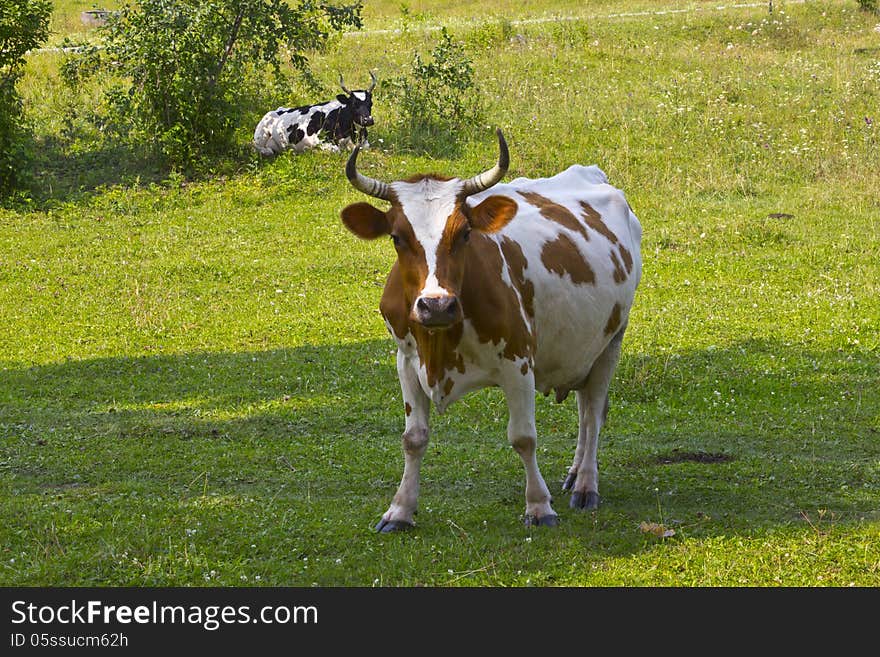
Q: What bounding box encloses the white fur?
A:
[391,177,464,303]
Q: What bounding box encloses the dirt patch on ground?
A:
[651,450,734,465]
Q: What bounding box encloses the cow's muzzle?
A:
[359,116,375,127]
[414,295,462,329]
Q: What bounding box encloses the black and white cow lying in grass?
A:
[253,72,377,156]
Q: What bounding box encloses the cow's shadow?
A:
[2,337,877,581]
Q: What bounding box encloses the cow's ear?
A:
[469,195,518,234]
[336,94,350,104]
[341,202,390,240]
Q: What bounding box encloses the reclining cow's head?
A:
[338,72,377,129]
[341,129,518,329]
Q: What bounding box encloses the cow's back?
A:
[468,165,642,397]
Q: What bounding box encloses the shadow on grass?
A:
[17,134,257,209]
[3,336,877,498]
[0,338,877,583]
[23,136,167,207]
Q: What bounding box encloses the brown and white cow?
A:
[341,130,642,531]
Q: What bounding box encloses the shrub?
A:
[62,0,362,170]
[386,27,483,156]
[0,0,51,196]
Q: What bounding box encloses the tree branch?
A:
[212,6,247,87]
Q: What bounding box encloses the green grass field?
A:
[2,0,879,586]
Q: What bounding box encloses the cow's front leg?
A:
[504,373,559,527]
[375,350,430,533]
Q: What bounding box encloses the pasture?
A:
[1,0,879,586]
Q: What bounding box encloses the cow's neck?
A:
[411,322,464,389]
[331,104,354,139]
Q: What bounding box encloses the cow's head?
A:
[338,72,376,128]
[341,129,518,329]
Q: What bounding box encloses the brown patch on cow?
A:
[438,204,471,263]
[441,205,469,247]
[580,201,634,276]
[541,233,596,285]
[402,173,454,183]
[609,249,627,284]
[433,206,471,295]
[413,323,466,388]
[519,191,590,243]
[499,236,535,319]
[617,243,634,274]
[380,262,411,341]
[580,201,618,243]
[604,303,622,336]
[443,378,454,397]
[461,234,534,362]
[520,362,529,376]
[405,402,412,416]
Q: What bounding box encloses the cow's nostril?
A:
[445,297,458,314]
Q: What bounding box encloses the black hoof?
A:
[562,473,577,491]
[375,518,414,533]
[524,514,560,528]
[569,491,600,510]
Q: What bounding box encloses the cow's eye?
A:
[390,234,401,247]
[450,228,470,253]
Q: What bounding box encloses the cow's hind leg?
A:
[566,326,627,511]
[376,351,430,533]
[505,373,559,527]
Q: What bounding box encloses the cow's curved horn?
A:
[346,143,392,201]
[339,74,351,95]
[460,129,509,197]
[367,71,377,92]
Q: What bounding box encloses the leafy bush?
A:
[62,0,362,170]
[386,27,483,155]
[856,0,878,13]
[0,0,51,196]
